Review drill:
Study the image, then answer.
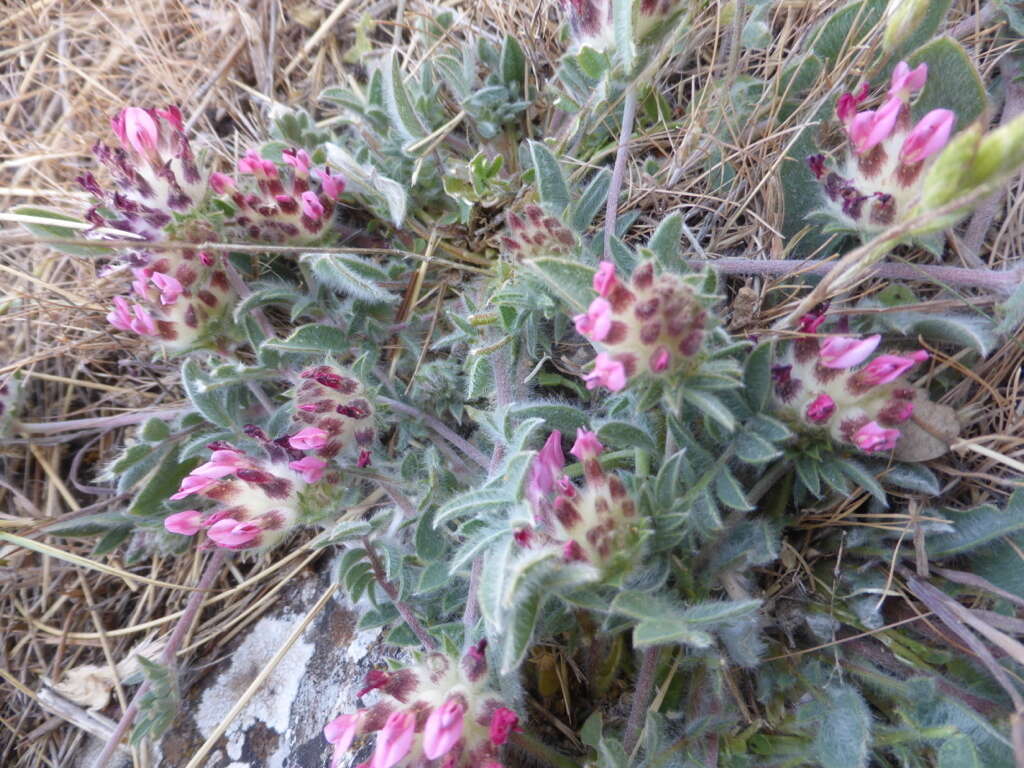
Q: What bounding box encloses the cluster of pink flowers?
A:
[323,643,519,768]
[80,106,235,353]
[808,62,956,233]
[499,204,576,260]
[519,429,642,574]
[291,364,375,466]
[163,417,345,549]
[214,146,346,243]
[770,310,930,454]
[574,260,706,392]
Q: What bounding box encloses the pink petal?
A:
[819,335,881,369]
[371,710,415,768]
[151,272,183,305]
[289,456,327,483]
[527,431,565,503]
[169,474,217,501]
[121,107,159,156]
[805,393,836,424]
[569,428,603,460]
[889,61,928,101]
[852,421,901,452]
[206,518,261,548]
[650,346,670,372]
[300,190,325,220]
[848,98,901,155]
[107,296,134,331]
[289,426,329,451]
[164,509,203,535]
[422,699,465,759]
[314,168,346,199]
[900,109,955,165]
[593,261,618,297]
[324,712,362,756]
[583,353,627,392]
[488,707,520,746]
[209,172,236,194]
[857,351,928,387]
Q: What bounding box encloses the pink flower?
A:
[289,455,326,483]
[150,272,183,305]
[155,106,183,130]
[899,109,954,165]
[805,393,836,424]
[192,449,246,479]
[422,698,466,759]
[488,707,520,746]
[855,350,929,387]
[573,297,613,341]
[819,334,881,369]
[593,261,618,297]
[116,107,159,157]
[300,190,325,220]
[650,346,670,372]
[107,296,134,332]
[852,421,901,452]
[325,712,362,768]
[129,304,157,335]
[848,97,901,154]
[527,431,565,504]
[164,509,202,535]
[836,82,869,125]
[372,710,416,768]
[169,473,219,500]
[210,172,236,194]
[889,61,928,101]
[282,148,311,176]
[570,428,603,460]
[289,426,329,451]
[207,518,262,548]
[797,311,827,334]
[314,168,346,199]
[583,353,627,392]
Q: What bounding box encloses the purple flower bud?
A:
[805,393,836,424]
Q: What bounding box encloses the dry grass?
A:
[1,0,1023,765]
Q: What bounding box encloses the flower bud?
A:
[882,0,931,54]
[291,364,375,460]
[500,204,576,259]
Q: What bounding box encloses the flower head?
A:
[324,648,516,768]
[810,61,960,236]
[574,260,708,391]
[770,321,935,457]
[291,365,375,460]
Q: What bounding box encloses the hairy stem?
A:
[90,549,227,768]
[604,87,639,259]
[624,646,660,754]
[685,257,1022,293]
[379,395,489,469]
[19,406,189,435]
[364,538,437,650]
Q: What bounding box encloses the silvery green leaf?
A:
[324,142,407,226]
[301,252,394,303]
